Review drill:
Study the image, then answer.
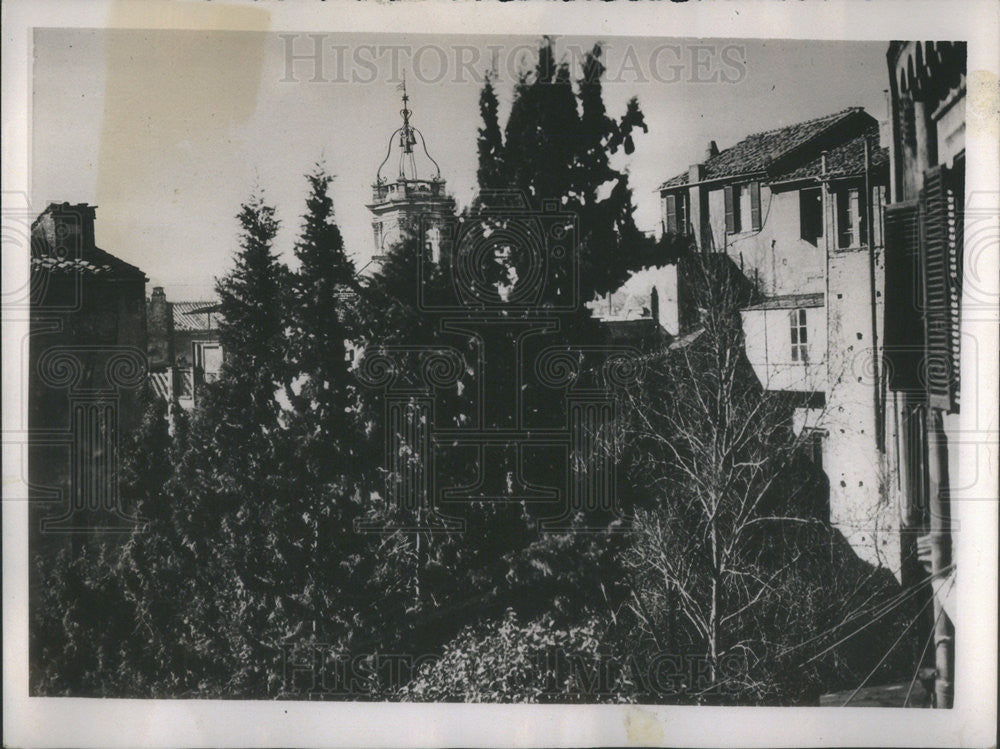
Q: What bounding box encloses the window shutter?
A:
[799,188,821,244]
[724,185,735,233]
[950,155,965,409]
[749,181,762,230]
[836,190,853,248]
[800,190,811,242]
[922,165,961,412]
[883,200,923,393]
[664,194,677,234]
[858,187,869,246]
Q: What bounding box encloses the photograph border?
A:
[3,1,997,746]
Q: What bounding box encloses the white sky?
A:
[32,30,889,300]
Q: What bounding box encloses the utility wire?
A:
[902,576,954,707]
[790,564,947,662]
[840,574,953,706]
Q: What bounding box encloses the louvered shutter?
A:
[749,181,762,230]
[724,185,735,233]
[950,155,965,409]
[664,194,678,234]
[921,165,961,412]
[883,200,923,393]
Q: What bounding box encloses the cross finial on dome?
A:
[399,73,414,156]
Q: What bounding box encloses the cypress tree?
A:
[169,193,295,695]
[476,72,506,191]
[480,40,655,303]
[287,165,358,458]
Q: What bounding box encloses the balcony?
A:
[371,178,447,205]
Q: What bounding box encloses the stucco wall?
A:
[826,244,900,575]
[589,264,679,336]
[741,304,826,393]
[703,183,827,298]
[729,177,900,577]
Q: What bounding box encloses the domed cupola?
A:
[367,77,456,258]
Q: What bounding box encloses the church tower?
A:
[368,79,456,260]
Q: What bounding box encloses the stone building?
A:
[146,287,223,410]
[28,202,148,540]
[657,107,903,576]
[588,262,680,338]
[882,40,966,708]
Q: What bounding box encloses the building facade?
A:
[588,262,681,338]
[147,287,223,410]
[29,202,148,541]
[883,40,966,708]
[658,107,903,576]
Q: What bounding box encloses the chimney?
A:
[147,286,173,370]
[33,203,97,260]
[706,140,719,160]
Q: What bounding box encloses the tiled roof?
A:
[172,301,221,331]
[658,107,875,190]
[31,245,146,280]
[743,292,825,311]
[772,123,888,183]
[31,203,146,281]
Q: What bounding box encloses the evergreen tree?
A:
[350,232,472,639]
[115,386,184,693]
[281,166,372,661]
[459,38,657,658]
[32,387,184,696]
[502,39,580,205]
[165,193,296,695]
[215,194,289,424]
[476,39,657,303]
[287,166,357,436]
[476,72,506,191]
[574,46,651,300]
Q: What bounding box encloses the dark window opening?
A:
[724,184,742,234]
[803,429,825,472]
[800,187,823,245]
[725,182,761,234]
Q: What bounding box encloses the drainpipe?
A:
[909,127,955,705]
[928,409,954,708]
[821,151,831,409]
[864,137,884,451]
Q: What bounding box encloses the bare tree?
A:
[611,255,915,703]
